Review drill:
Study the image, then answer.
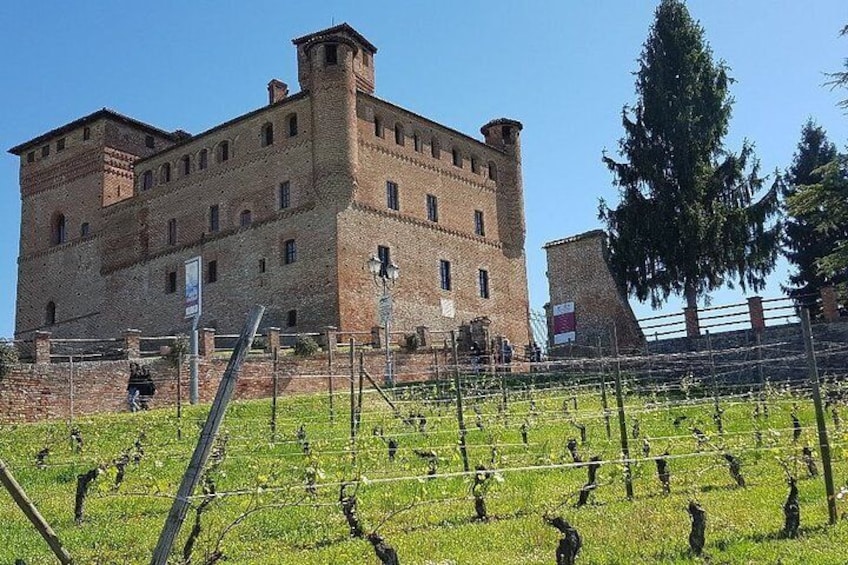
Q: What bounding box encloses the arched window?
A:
[181,155,191,176]
[142,170,153,191]
[240,209,252,227]
[51,213,66,246]
[217,141,230,163]
[161,162,171,183]
[431,138,440,159]
[394,123,405,146]
[413,133,422,152]
[452,148,462,168]
[45,301,56,325]
[262,122,274,147]
[199,149,208,170]
[288,114,298,137]
[488,161,498,181]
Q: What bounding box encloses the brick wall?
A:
[0,349,444,424]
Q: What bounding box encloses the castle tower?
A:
[292,24,377,209]
[481,118,525,258]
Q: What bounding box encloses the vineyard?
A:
[2,332,848,564]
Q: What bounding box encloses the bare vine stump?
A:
[566,439,582,464]
[367,532,400,565]
[387,438,398,462]
[723,453,745,488]
[572,423,587,444]
[340,483,364,539]
[642,438,650,458]
[472,465,494,521]
[802,446,818,478]
[783,478,800,539]
[687,501,706,555]
[545,516,582,565]
[656,452,671,494]
[70,428,83,453]
[713,407,724,435]
[35,448,49,469]
[576,457,601,508]
[113,453,130,489]
[792,412,802,443]
[414,450,438,476]
[132,433,145,464]
[521,422,529,445]
[832,407,841,432]
[417,413,427,434]
[672,415,687,429]
[631,418,640,439]
[183,496,214,563]
[74,467,101,524]
[754,430,763,447]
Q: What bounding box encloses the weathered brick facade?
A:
[544,230,644,353]
[10,24,531,346]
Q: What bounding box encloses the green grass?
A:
[1,374,848,564]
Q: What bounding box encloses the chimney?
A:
[267,79,289,104]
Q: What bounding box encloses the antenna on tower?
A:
[331,17,335,26]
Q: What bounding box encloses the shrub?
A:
[0,339,18,379]
[165,334,189,367]
[294,335,319,357]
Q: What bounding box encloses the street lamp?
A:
[368,254,399,386]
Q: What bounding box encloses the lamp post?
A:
[367,255,399,387]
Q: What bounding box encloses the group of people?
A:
[126,362,156,412]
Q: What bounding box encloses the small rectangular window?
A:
[219,141,229,162]
[414,134,422,153]
[479,269,490,299]
[182,155,190,176]
[286,309,297,327]
[167,218,177,245]
[426,194,438,222]
[440,260,452,291]
[145,135,155,149]
[80,222,90,237]
[474,210,485,237]
[452,148,462,168]
[199,149,208,170]
[386,181,399,211]
[284,239,297,265]
[26,151,34,163]
[142,170,153,191]
[167,271,177,294]
[209,205,219,233]
[259,258,266,273]
[471,157,479,174]
[377,245,390,278]
[42,145,50,157]
[56,138,66,152]
[325,44,338,65]
[208,260,218,283]
[279,181,290,209]
[374,117,383,138]
[83,127,91,141]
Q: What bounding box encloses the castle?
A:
[9,24,531,345]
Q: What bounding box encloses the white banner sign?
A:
[185,256,202,319]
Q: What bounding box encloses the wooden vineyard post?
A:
[451,331,470,472]
[611,326,634,500]
[597,336,611,439]
[150,305,265,565]
[176,354,183,441]
[327,336,335,423]
[349,338,356,461]
[270,348,279,440]
[357,351,365,432]
[800,308,837,525]
[706,331,723,435]
[755,332,767,416]
[0,459,73,564]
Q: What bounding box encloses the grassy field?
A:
[1,371,847,564]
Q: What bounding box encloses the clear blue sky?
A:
[1,1,846,339]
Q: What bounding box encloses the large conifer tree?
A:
[781,120,840,314]
[599,0,780,310]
